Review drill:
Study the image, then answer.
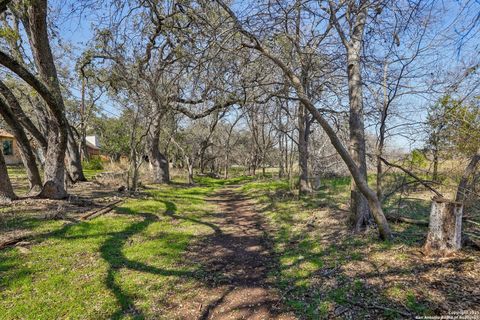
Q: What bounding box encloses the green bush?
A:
[82,157,104,170]
[410,149,428,168]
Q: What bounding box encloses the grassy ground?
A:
[239,176,480,319]
[1,170,479,319]
[0,176,248,320]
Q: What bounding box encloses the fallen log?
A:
[1,200,124,251]
[388,215,429,226]
[464,219,480,228]
[0,236,29,250]
[80,200,123,220]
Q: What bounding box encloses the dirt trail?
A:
[180,185,297,320]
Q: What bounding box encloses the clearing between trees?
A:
[1,174,479,319]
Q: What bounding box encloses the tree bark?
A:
[25,0,68,199]
[148,112,170,184]
[0,97,42,193]
[66,126,87,182]
[432,144,439,182]
[298,102,312,194]
[0,148,16,203]
[455,149,480,203]
[424,197,463,255]
[347,51,370,231]
[187,158,195,185]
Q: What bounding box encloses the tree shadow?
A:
[98,207,202,319]
[252,183,480,319]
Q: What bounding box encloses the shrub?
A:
[83,157,104,170]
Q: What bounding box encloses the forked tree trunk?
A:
[424,197,463,255]
[0,149,16,203]
[214,0,391,239]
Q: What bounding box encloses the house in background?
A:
[86,135,101,158]
[0,130,22,165]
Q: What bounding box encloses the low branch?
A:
[378,156,443,198]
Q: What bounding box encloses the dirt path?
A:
[179,185,297,320]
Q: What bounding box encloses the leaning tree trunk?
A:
[0,149,16,203]
[211,0,391,239]
[0,97,42,193]
[148,113,170,184]
[424,196,463,255]
[0,80,48,152]
[347,51,370,231]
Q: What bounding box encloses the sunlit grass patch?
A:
[0,176,241,319]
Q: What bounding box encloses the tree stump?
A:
[424,196,463,256]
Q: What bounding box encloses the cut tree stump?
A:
[424,196,463,256]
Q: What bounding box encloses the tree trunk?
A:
[224,151,229,179]
[0,81,48,152]
[148,113,170,184]
[187,158,195,185]
[298,102,312,194]
[278,132,284,179]
[66,126,87,182]
[213,0,391,239]
[432,145,439,182]
[0,98,42,193]
[25,1,68,199]
[39,128,67,199]
[347,51,370,231]
[455,149,480,203]
[0,149,16,203]
[424,197,463,255]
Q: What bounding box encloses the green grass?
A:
[1,172,469,319]
[239,176,433,319]
[83,168,104,180]
[0,177,240,320]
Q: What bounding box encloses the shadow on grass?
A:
[99,208,199,319]
[248,179,480,319]
[160,200,222,235]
